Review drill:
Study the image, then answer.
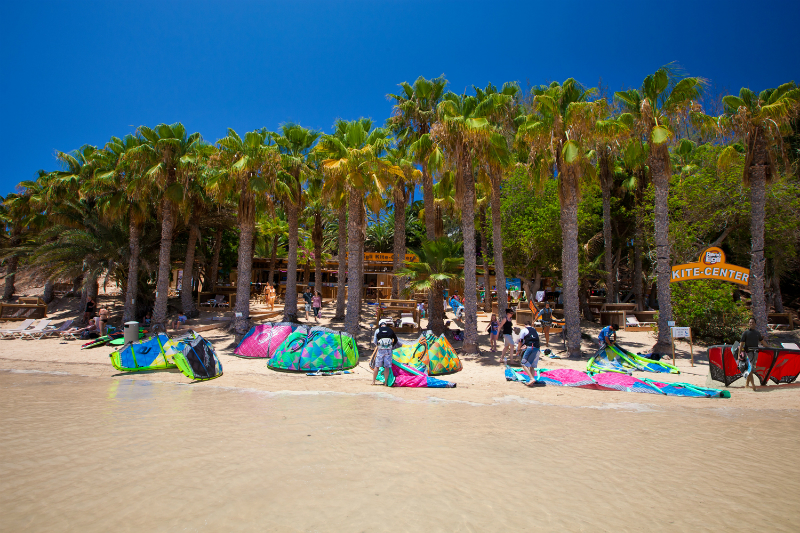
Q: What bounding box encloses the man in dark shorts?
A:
[516,321,541,385]
[372,320,398,386]
[740,317,765,389]
[535,301,555,346]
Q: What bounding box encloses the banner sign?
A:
[672,327,691,339]
[670,247,750,286]
[356,252,418,263]
[506,278,521,291]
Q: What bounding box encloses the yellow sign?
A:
[350,252,418,263]
[670,247,750,286]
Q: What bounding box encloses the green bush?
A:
[669,280,750,344]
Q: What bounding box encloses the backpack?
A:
[377,337,394,349]
[375,326,395,349]
[522,328,540,348]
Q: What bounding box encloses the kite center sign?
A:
[670,247,750,286]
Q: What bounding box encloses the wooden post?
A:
[689,329,694,367]
[672,334,676,366]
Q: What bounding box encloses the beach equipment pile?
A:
[109,331,223,381]
[393,331,463,375]
[587,344,679,375]
[708,344,800,386]
[234,322,303,359]
[266,326,359,373]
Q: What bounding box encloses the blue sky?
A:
[1,0,798,196]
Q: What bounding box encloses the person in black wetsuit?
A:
[499,309,515,364]
[83,296,96,324]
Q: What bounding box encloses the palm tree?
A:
[212,128,280,336]
[317,119,392,336]
[718,82,800,335]
[271,124,321,321]
[594,116,631,304]
[618,138,650,311]
[474,82,520,315]
[129,123,203,331]
[433,92,504,353]
[93,134,150,322]
[397,238,464,310]
[518,79,605,358]
[615,66,707,350]
[388,75,448,238]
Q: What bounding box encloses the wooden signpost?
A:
[671,326,693,367]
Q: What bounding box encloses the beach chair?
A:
[0,319,37,339]
[17,319,54,339]
[40,319,74,338]
[212,294,229,308]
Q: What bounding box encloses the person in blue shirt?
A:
[449,295,464,319]
[598,324,619,349]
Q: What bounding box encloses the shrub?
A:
[668,280,750,344]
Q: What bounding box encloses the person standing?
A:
[740,317,766,389]
[312,291,322,323]
[516,320,541,384]
[486,313,499,352]
[372,320,398,386]
[499,309,515,363]
[83,296,96,324]
[302,288,314,321]
[535,301,555,346]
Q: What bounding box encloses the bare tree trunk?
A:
[344,186,364,336]
[268,235,278,288]
[600,151,615,304]
[490,172,508,316]
[152,196,175,331]
[209,228,222,292]
[72,276,83,295]
[313,212,323,299]
[43,279,55,304]
[479,211,491,312]
[772,275,785,314]
[335,204,347,319]
[391,184,407,299]
[748,134,769,336]
[123,217,141,322]
[284,200,300,320]
[634,199,644,311]
[650,144,673,351]
[181,221,200,317]
[460,154,479,354]
[560,167,582,358]
[232,211,255,336]
[2,225,20,300]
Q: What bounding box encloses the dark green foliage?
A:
[670,280,750,344]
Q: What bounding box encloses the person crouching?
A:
[372,319,398,386]
[516,321,541,386]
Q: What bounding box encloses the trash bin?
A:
[124,321,140,345]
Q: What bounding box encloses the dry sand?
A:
[2,294,800,412]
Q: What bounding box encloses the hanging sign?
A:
[671,327,694,367]
[670,247,750,286]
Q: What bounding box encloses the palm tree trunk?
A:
[43,279,55,304]
[633,178,645,312]
[284,199,300,320]
[181,221,200,317]
[489,172,508,315]
[152,196,175,331]
[123,217,141,322]
[344,186,363,336]
[422,164,445,330]
[600,151,615,303]
[460,154,479,354]
[560,167,582,358]
[749,135,769,336]
[650,145,673,351]
[268,235,278,288]
[357,205,366,317]
[392,184,407,299]
[3,225,20,300]
[421,164,436,239]
[479,211,491,312]
[772,275,784,314]
[209,228,222,292]
[313,213,323,299]
[233,208,255,336]
[335,203,347,319]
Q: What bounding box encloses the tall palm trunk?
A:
[460,153,479,354]
[356,206,366,318]
[633,174,645,311]
[650,145,673,351]
[479,211,491,312]
[560,165,582,358]
[181,220,200,317]
[422,164,445,331]
[268,235,278,288]
[123,216,141,322]
[748,132,769,336]
[335,204,347,319]
[3,225,20,300]
[391,184,407,299]
[600,151,615,303]
[284,196,300,320]
[313,213,323,298]
[209,228,222,292]
[421,164,436,238]
[772,275,784,314]
[344,186,364,336]
[153,195,175,330]
[233,200,255,336]
[489,172,508,314]
[43,279,55,304]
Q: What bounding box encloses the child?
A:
[486,313,499,352]
[417,301,426,319]
[312,291,322,323]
